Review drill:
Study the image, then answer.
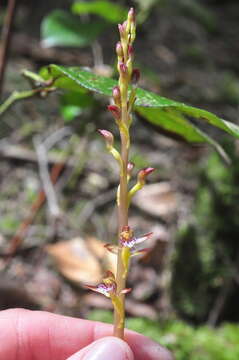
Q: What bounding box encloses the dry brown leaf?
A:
[46,237,102,285]
[46,237,116,286]
[132,182,178,219]
[87,237,105,259]
[85,237,117,274]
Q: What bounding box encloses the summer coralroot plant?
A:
[85,8,154,339]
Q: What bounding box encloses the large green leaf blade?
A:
[72,1,127,23]
[136,107,229,161]
[40,64,239,158]
[41,10,106,48]
[40,64,115,94]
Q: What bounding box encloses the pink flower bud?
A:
[98,129,114,147]
[107,105,121,120]
[112,86,121,106]
[116,41,123,58]
[128,45,134,57]
[119,62,128,78]
[127,162,135,175]
[131,68,140,85]
[128,7,136,24]
[118,23,123,34]
[138,167,155,184]
[118,22,127,37]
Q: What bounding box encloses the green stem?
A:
[114,102,130,339]
[0,89,38,117]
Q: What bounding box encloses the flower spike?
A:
[103,7,153,337]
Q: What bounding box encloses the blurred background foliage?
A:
[0,1,239,359]
[172,141,239,325]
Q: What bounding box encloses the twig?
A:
[0,84,56,118]
[78,188,116,228]
[0,0,17,97]
[43,127,72,150]
[0,142,68,165]
[4,161,65,260]
[3,128,72,262]
[0,89,38,116]
[34,137,61,219]
[33,127,72,219]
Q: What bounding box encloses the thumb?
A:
[66,336,134,360]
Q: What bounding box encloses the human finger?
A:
[0,308,173,360]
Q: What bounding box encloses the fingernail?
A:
[68,337,134,360]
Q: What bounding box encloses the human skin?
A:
[0,308,173,360]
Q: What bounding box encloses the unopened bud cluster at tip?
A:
[116,7,139,94]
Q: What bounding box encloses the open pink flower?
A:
[105,226,152,257]
[85,271,116,298]
[85,271,130,298]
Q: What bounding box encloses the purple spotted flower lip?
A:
[92,282,116,297]
[105,226,152,256]
[120,226,153,250]
[85,270,117,298]
[85,270,131,297]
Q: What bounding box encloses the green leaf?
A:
[72,1,127,24]
[41,10,106,48]
[60,91,95,122]
[40,65,239,159]
[136,107,229,161]
[40,65,115,94]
